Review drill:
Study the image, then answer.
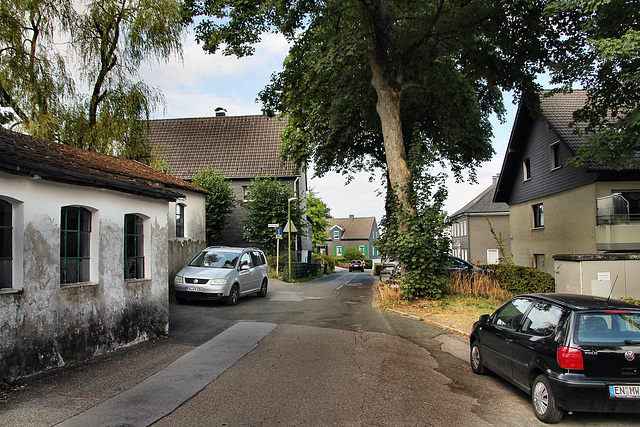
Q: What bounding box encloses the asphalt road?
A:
[2,269,639,426]
[160,269,640,426]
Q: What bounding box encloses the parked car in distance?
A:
[349,260,365,272]
[173,246,268,305]
[380,255,485,282]
[469,293,640,423]
[447,255,487,274]
[380,257,400,281]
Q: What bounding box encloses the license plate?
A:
[185,286,203,292]
[609,385,640,399]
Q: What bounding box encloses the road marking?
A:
[335,276,355,291]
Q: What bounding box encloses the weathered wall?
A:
[168,190,207,285]
[0,172,170,379]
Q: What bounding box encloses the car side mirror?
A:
[479,314,491,324]
[240,263,251,271]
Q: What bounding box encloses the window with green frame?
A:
[60,206,91,284]
[0,199,12,288]
[124,214,144,279]
[176,204,185,238]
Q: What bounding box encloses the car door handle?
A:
[505,338,514,344]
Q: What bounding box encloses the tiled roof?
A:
[147,115,297,180]
[450,178,509,217]
[0,127,207,200]
[538,90,640,169]
[539,90,589,154]
[326,216,376,240]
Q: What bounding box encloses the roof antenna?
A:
[606,275,619,307]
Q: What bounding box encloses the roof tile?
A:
[0,127,206,199]
[147,115,297,180]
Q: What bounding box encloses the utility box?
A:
[554,253,640,299]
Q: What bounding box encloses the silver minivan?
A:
[173,246,268,305]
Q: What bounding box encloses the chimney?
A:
[215,107,227,117]
[492,174,500,185]
[349,214,354,219]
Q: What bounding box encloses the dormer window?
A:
[523,158,531,181]
[550,143,561,170]
[334,230,339,239]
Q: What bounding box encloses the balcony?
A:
[596,195,640,251]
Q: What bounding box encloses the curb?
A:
[375,285,469,339]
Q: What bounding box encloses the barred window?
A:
[0,199,12,288]
[60,206,91,283]
[124,214,144,279]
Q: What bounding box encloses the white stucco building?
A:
[0,127,208,379]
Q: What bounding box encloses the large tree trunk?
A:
[356,0,412,212]
[370,67,412,211]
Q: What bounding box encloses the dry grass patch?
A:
[377,280,508,336]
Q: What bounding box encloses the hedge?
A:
[482,264,555,295]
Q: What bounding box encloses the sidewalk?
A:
[0,323,276,427]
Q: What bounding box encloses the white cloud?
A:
[141,31,290,118]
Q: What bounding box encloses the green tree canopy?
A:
[0,0,75,139]
[188,0,554,208]
[306,189,331,249]
[191,167,235,245]
[186,0,555,296]
[1,0,185,163]
[242,177,304,254]
[546,0,640,169]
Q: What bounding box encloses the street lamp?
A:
[287,197,297,278]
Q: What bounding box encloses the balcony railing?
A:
[597,213,640,226]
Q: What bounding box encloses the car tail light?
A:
[557,346,584,370]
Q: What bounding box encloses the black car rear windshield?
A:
[574,311,640,345]
[189,251,239,269]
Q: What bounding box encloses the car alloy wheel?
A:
[257,279,267,297]
[226,284,239,306]
[470,342,486,375]
[532,374,563,423]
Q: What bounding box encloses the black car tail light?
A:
[557,346,584,370]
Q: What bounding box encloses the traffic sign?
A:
[283,220,297,233]
[268,223,280,228]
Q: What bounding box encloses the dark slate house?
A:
[449,175,510,265]
[147,113,312,261]
[494,90,640,276]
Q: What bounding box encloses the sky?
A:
[140,30,525,224]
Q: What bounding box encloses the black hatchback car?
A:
[469,293,640,423]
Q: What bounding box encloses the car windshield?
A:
[189,251,239,269]
[574,312,640,345]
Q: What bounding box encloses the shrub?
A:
[312,253,335,273]
[343,247,365,261]
[374,263,382,276]
[266,253,287,276]
[483,264,555,295]
[364,259,373,269]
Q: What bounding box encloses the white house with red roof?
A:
[0,127,208,379]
